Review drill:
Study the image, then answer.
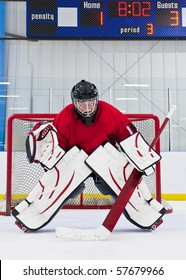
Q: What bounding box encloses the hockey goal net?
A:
[0,113,167,215]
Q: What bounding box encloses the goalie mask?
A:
[71,80,98,126]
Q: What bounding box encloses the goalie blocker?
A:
[120,132,161,176]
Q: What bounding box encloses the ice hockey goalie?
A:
[12,79,166,233]
[12,123,165,232]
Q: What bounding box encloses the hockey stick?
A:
[56,105,176,240]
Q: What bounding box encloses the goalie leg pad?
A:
[86,143,165,230]
[12,146,92,231]
[86,142,134,195]
[124,183,166,230]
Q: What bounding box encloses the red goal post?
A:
[0,113,162,216]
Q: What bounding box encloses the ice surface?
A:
[0,201,186,260]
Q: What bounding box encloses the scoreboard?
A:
[27,0,186,39]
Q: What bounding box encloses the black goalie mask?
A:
[71,80,99,125]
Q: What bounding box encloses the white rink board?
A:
[1,151,186,194]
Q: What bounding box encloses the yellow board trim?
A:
[1,193,186,202]
[0,193,112,201]
[161,194,186,201]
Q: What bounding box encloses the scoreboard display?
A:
[27,0,186,39]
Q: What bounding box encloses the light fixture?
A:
[0,82,10,85]
[9,107,28,110]
[0,95,19,98]
[124,84,149,87]
[116,97,138,101]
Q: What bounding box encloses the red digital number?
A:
[132,2,140,16]
[118,1,151,17]
[142,2,151,16]
[118,2,127,16]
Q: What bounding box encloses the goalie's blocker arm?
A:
[119,132,161,175]
[26,122,65,170]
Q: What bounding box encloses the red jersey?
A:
[53,101,132,155]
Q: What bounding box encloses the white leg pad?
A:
[12,147,92,231]
[86,143,165,229]
[125,184,165,228]
[86,143,133,195]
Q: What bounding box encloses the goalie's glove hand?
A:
[26,122,65,170]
